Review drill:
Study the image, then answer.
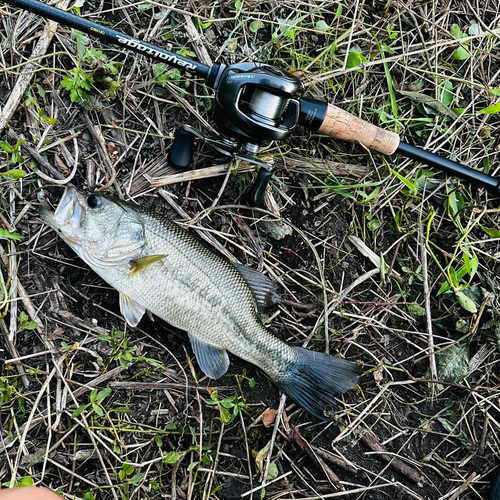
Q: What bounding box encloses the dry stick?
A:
[150,162,255,187]
[447,472,478,500]
[239,409,254,492]
[261,393,287,489]
[7,130,65,181]
[234,215,264,271]
[286,425,346,492]
[360,431,425,485]
[0,0,71,133]
[8,190,17,344]
[181,13,212,66]
[82,112,118,191]
[419,223,438,387]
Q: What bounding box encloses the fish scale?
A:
[40,186,360,420]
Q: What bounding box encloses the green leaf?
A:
[315,20,329,31]
[128,473,145,485]
[439,80,454,107]
[0,141,13,153]
[477,102,500,115]
[333,3,342,21]
[453,46,470,61]
[389,167,416,193]
[72,403,91,418]
[20,477,34,487]
[163,451,182,464]
[72,29,90,59]
[1,169,26,179]
[83,492,95,500]
[249,20,264,33]
[187,461,198,472]
[92,403,104,417]
[396,89,457,118]
[431,341,469,383]
[96,387,111,401]
[0,229,22,241]
[468,23,482,36]
[455,291,477,313]
[489,88,500,96]
[407,303,426,317]
[480,225,500,238]
[447,192,458,215]
[450,24,465,39]
[267,462,279,480]
[20,321,38,331]
[437,417,460,435]
[219,406,232,423]
[346,46,368,69]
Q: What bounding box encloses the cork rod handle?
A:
[317,103,400,155]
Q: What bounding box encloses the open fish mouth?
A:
[39,185,86,233]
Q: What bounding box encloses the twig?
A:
[287,424,347,492]
[360,430,425,485]
[419,222,438,387]
[181,13,212,66]
[150,162,255,187]
[262,393,287,488]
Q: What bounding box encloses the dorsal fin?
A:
[233,263,281,313]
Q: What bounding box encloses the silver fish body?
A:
[40,186,359,419]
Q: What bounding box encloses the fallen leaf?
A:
[373,367,384,383]
[41,73,56,90]
[254,441,271,480]
[107,142,121,162]
[54,155,71,176]
[262,409,277,427]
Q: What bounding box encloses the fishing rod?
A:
[5,0,500,205]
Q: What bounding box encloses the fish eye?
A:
[87,195,102,209]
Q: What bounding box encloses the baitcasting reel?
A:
[168,63,306,206]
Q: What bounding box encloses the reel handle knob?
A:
[167,129,194,170]
[248,168,273,207]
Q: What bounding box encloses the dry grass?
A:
[0,0,500,499]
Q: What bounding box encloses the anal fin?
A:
[119,292,146,327]
[188,334,229,379]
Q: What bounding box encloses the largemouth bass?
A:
[40,186,359,419]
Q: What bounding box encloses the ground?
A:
[0,0,500,499]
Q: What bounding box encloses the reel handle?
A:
[167,129,194,170]
[248,168,273,207]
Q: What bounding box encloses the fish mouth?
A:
[39,185,86,237]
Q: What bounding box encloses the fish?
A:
[39,186,360,420]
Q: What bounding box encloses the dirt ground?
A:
[0,0,500,499]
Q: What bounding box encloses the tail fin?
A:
[274,347,360,420]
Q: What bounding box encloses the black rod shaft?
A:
[396,141,500,195]
[5,0,213,80]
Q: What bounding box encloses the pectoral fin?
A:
[119,293,146,327]
[188,334,229,379]
[129,255,166,276]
